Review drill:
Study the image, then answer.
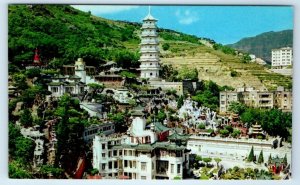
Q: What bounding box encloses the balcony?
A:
[141,32,158,37]
[140,48,159,53]
[140,40,159,45]
[142,24,156,29]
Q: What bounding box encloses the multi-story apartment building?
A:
[220,86,291,113]
[92,108,190,179]
[271,47,293,69]
[274,87,293,112]
[219,91,240,113]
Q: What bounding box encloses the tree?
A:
[247,146,255,162]
[25,68,41,78]
[19,108,33,127]
[89,168,99,176]
[214,158,222,167]
[242,53,251,63]
[13,73,28,90]
[108,112,126,132]
[231,129,241,138]
[162,43,170,51]
[157,110,167,122]
[202,157,212,167]
[283,154,287,165]
[228,102,246,115]
[87,83,105,98]
[258,150,264,164]
[268,154,272,164]
[114,50,140,69]
[178,65,198,81]
[160,64,179,81]
[9,122,21,154]
[14,136,35,163]
[240,108,261,128]
[225,125,233,133]
[195,155,202,162]
[9,160,32,179]
[198,123,206,130]
[261,109,291,139]
[219,129,229,137]
[40,165,64,178]
[120,71,137,78]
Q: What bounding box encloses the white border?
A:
[1,1,299,185]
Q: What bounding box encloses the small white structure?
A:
[112,89,134,104]
[83,122,115,142]
[80,102,105,119]
[271,47,293,69]
[47,58,101,97]
[47,74,85,97]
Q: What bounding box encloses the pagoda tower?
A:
[139,7,160,80]
[33,48,41,65]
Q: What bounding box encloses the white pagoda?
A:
[139,7,161,80]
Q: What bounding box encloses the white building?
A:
[139,10,161,80]
[271,47,293,68]
[47,74,85,97]
[83,122,115,142]
[187,135,291,165]
[92,108,190,179]
[47,58,101,97]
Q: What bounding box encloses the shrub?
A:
[230,70,238,77]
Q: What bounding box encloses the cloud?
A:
[175,9,199,25]
[71,5,139,15]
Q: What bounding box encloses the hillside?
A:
[227,30,293,62]
[8,5,292,90]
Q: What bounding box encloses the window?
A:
[102,164,106,170]
[114,161,118,168]
[177,164,181,174]
[119,150,122,156]
[102,144,106,149]
[51,87,59,93]
[113,150,117,156]
[124,160,128,167]
[108,151,111,157]
[141,176,146,180]
[102,153,105,158]
[141,162,147,171]
[65,87,74,93]
[150,73,153,76]
[171,164,174,173]
[109,162,112,169]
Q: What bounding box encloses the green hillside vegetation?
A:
[8,5,292,90]
[227,29,293,62]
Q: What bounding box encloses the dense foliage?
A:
[192,81,234,111]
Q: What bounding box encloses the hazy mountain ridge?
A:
[227,30,293,62]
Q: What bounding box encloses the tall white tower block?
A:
[139,8,161,80]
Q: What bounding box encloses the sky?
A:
[72,5,294,44]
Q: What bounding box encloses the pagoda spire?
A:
[33,48,41,65]
[148,5,151,15]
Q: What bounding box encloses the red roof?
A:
[87,175,102,179]
[118,175,130,179]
